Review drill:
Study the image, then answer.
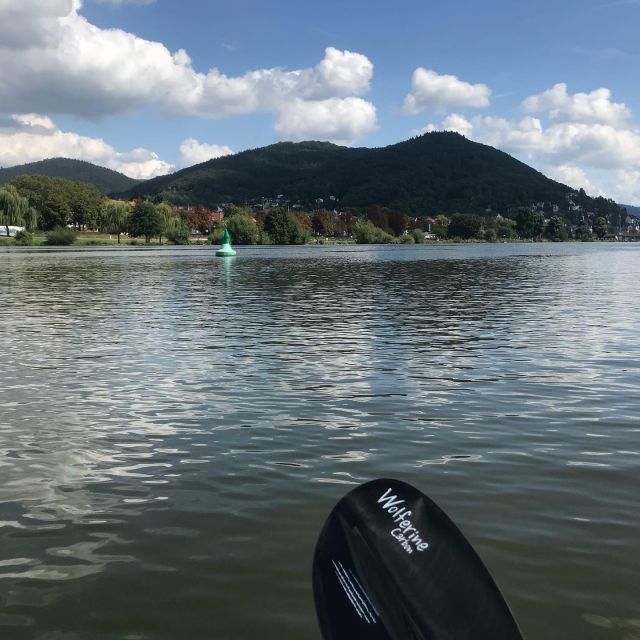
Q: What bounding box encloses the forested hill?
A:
[0,158,141,195]
[119,133,576,215]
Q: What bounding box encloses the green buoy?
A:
[216,227,236,257]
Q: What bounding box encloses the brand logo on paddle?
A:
[377,488,429,554]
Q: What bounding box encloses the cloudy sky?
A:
[1,0,639,204]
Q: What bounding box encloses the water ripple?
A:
[1,243,639,639]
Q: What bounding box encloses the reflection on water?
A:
[1,243,639,639]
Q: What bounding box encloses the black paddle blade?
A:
[313,478,523,640]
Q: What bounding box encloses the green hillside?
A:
[0,158,140,195]
[120,133,575,215]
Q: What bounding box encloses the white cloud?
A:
[410,113,473,138]
[274,98,377,145]
[0,2,376,143]
[522,83,630,126]
[474,119,640,170]
[179,138,234,168]
[0,114,171,179]
[416,83,640,203]
[403,68,490,113]
[545,165,598,193]
[613,170,640,204]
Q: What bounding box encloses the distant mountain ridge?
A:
[621,203,640,217]
[118,133,580,215]
[0,158,141,194]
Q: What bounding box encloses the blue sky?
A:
[1,0,639,203]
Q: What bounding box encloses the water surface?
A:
[1,243,639,639]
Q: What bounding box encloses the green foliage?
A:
[448,213,483,239]
[410,228,425,243]
[432,214,450,238]
[208,227,225,244]
[263,207,306,244]
[0,184,35,233]
[68,181,102,229]
[226,214,259,245]
[353,219,394,243]
[101,200,132,243]
[515,207,545,239]
[119,134,583,217]
[399,233,415,243]
[155,202,179,243]
[11,175,73,230]
[483,228,497,242]
[128,199,162,243]
[544,216,568,241]
[45,226,77,245]
[258,230,272,245]
[495,216,517,239]
[574,224,593,241]
[165,218,190,244]
[593,216,609,239]
[224,204,254,219]
[14,230,33,245]
[0,158,140,194]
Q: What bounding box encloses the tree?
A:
[387,210,409,236]
[101,200,132,243]
[178,205,215,235]
[574,224,593,241]
[544,216,568,241]
[156,202,178,244]
[294,211,313,233]
[353,219,394,243]
[593,216,609,240]
[0,185,36,235]
[341,209,358,236]
[431,214,450,238]
[313,209,338,236]
[224,204,254,219]
[165,217,190,244]
[68,181,102,230]
[448,213,482,239]
[226,213,259,244]
[129,199,162,243]
[515,207,545,239]
[495,216,516,239]
[11,175,72,230]
[264,207,301,244]
[367,204,391,234]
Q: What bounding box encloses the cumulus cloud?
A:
[403,68,490,113]
[0,1,376,144]
[179,138,234,168]
[0,114,171,179]
[613,170,640,204]
[410,113,473,138]
[415,82,640,203]
[522,83,630,126]
[274,98,377,145]
[545,165,599,194]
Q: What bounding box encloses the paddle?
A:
[313,478,523,640]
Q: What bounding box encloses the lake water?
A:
[1,243,639,640]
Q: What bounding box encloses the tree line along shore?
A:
[1,174,636,247]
